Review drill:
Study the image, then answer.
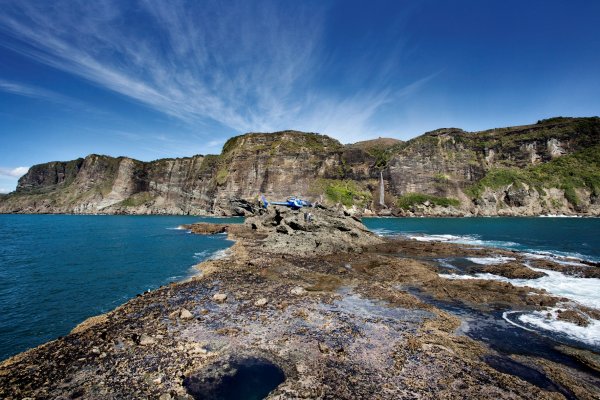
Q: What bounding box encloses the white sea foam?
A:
[401,233,597,263]
[504,309,600,348]
[437,259,461,271]
[371,228,397,237]
[439,273,500,280]
[466,256,515,265]
[523,251,594,266]
[539,214,582,218]
[407,233,466,242]
[166,226,188,230]
[192,248,232,261]
[440,268,600,309]
[405,233,519,249]
[207,248,231,260]
[193,250,211,259]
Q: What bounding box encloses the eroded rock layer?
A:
[1,117,599,216]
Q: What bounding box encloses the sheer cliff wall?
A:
[2,117,599,216]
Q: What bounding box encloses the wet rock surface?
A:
[1,208,599,399]
[474,262,548,279]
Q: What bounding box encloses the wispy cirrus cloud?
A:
[0,0,435,141]
[0,79,74,104]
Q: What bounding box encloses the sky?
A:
[1,0,599,193]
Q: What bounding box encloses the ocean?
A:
[363,216,600,262]
[0,214,240,361]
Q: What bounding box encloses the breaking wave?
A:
[440,267,600,309]
[404,233,520,249]
[503,309,600,348]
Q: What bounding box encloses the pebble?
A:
[291,286,307,295]
[139,334,156,345]
[213,293,228,302]
[318,342,329,353]
[255,298,268,306]
[179,308,193,319]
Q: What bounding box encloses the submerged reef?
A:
[1,207,599,399]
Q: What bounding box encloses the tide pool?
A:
[0,214,240,361]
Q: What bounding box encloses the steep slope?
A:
[386,117,600,215]
[0,155,213,214]
[1,117,599,216]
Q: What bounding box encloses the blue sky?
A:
[1,0,599,192]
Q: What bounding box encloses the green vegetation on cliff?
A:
[466,117,600,152]
[467,145,600,206]
[315,179,372,207]
[396,193,460,210]
[348,138,405,169]
[222,131,342,155]
[119,192,155,207]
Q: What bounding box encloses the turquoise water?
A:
[362,217,600,262]
[0,215,241,361]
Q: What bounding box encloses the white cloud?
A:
[206,139,226,148]
[0,79,71,104]
[0,166,29,178]
[0,79,100,115]
[0,188,10,194]
[0,1,435,142]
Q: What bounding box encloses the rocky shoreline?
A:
[1,207,599,399]
[1,207,599,218]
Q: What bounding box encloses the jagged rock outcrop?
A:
[1,117,599,216]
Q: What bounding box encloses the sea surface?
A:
[0,214,240,361]
[363,217,600,352]
[363,216,600,262]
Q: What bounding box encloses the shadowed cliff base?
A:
[1,207,599,399]
[1,117,600,217]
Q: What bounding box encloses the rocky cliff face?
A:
[1,118,599,216]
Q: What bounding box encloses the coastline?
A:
[0,209,599,217]
[1,208,599,399]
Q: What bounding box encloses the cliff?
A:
[1,118,599,216]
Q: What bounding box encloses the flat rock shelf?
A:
[1,207,599,399]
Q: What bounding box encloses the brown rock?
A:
[479,262,547,279]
